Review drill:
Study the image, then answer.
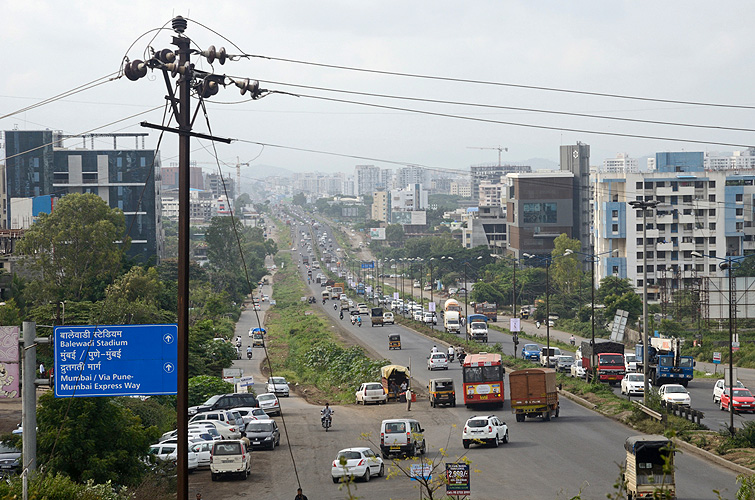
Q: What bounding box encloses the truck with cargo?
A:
[474,302,498,322]
[371,307,384,327]
[508,368,559,422]
[302,255,309,265]
[635,337,695,387]
[580,340,626,385]
[443,299,462,334]
[331,283,344,299]
[466,314,489,343]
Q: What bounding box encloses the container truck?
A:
[580,340,626,385]
[635,337,694,387]
[474,302,498,322]
[508,368,559,422]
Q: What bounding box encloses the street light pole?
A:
[727,258,735,436]
[629,199,658,404]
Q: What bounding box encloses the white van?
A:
[210,440,251,481]
[380,419,426,458]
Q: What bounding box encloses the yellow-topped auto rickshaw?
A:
[388,334,401,350]
[381,364,410,401]
[623,435,675,500]
[428,378,456,408]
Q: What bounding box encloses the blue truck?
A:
[635,337,694,387]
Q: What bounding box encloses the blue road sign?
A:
[361,261,375,269]
[54,324,178,398]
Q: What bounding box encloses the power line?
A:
[244,54,755,111]
[255,79,755,134]
[292,93,755,149]
[0,72,120,121]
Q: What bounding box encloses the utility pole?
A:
[123,17,261,498]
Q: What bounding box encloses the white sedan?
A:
[257,392,281,416]
[427,352,449,371]
[331,447,384,483]
[570,359,585,378]
[658,384,691,406]
[355,382,387,405]
[620,373,645,396]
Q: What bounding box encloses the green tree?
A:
[604,291,642,323]
[0,299,22,326]
[17,193,126,304]
[98,266,172,325]
[385,224,405,247]
[597,276,635,303]
[550,234,583,295]
[37,392,155,486]
[234,192,252,211]
[292,192,307,207]
[188,375,235,407]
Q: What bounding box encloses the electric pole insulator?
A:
[172,15,187,33]
[124,60,147,81]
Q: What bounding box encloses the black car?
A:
[0,443,21,474]
[188,393,258,415]
[245,421,280,450]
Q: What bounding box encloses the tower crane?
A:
[467,146,508,166]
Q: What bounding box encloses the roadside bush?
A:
[188,375,235,407]
[0,473,132,500]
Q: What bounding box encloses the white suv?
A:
[713,379,745,403]
[462,415,509,448]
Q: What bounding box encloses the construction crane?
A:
[235,157,252,197]
[467,146,508,166]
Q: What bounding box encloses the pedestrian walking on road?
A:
[294,487,308,500]
[406,387,412,411]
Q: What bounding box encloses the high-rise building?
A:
[478,181,503,207]
[395,166,428,190]
[3,129,162,262]
[204,172,235,200]
[705,149,755,171]
[594,165,755,301]
[560,142,591,256]
[161,164,204,190]
[371,189,390,222]
[601,153,639,174]
[504,172,575,258]
[355,165,381,196]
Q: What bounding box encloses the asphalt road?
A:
[292,218,744,499]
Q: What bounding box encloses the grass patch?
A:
[265,251,388,405]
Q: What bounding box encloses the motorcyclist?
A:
[321,403,334,426]
[431,345,438,354]
[247,346,253,359]
[357,316,362,327]
[339,310,344,320]
[322,298,326,306]
[351,315,356,325]
[447,345,455,362]
[570,334,576,346]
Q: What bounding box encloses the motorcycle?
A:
[351,316,356,325]
[357,317,362,327]
[458,352,467,365]
[448,352,455,362]
[321,410,334,431]
[247,350,253,359]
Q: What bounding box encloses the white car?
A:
[149,442,199,472]
[234,407,271,426]
[267,377,290,397]
[355,382,387,405]
[427,352,449,371]
[331,447,384,483]
[358,303,370,315]
[570,359,585,378]
[713,379,745,403]
[413,310,424,322]
[658,384,691,406]
[423,312,437,325]
[382,312,395,325]
[257,392,281,416]
[620,373,645,396]
[624,353,638,372]
[462,415,509,448]
[190,440,213,468]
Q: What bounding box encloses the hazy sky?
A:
[3,1,755,183]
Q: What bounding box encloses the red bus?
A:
[462,352,504,408]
